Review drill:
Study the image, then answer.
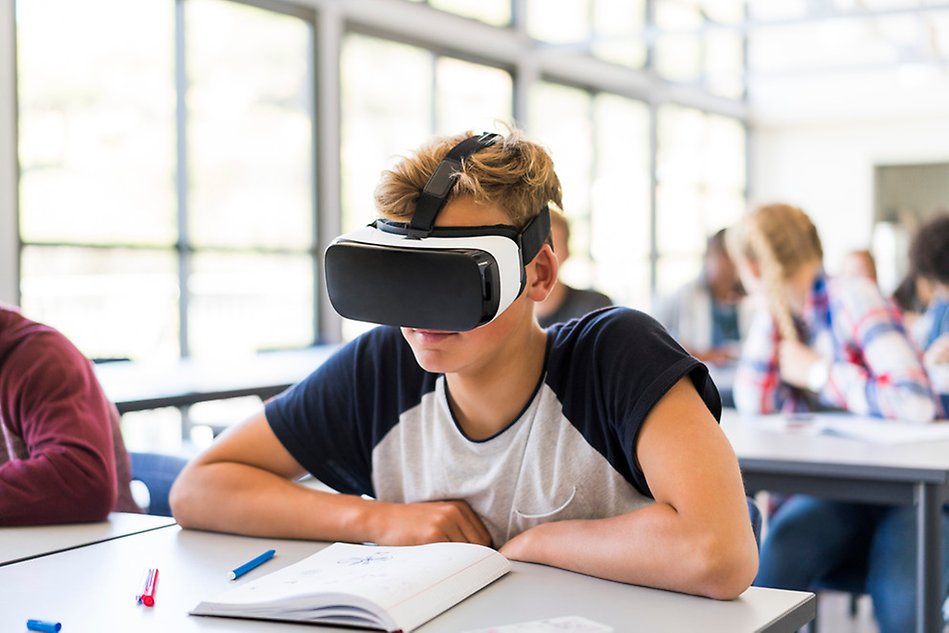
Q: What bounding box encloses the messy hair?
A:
[910,212,949,285]
[727,203,823,341]
[374,129,562,229]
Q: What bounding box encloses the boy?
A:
[170,130,757,599]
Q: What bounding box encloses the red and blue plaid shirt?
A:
[734,274,938,422]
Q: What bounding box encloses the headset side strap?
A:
[519,205,551,266]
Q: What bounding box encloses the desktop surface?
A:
[0,525,814,633]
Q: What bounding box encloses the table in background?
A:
[0,525,815,633]
[95,345,339,414]
[722,409,949,633]
[0,512,176,566]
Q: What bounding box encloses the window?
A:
[655,104,746,297]
[17,0,315,361]
[526,0,647,69]
[654,0,745,98]
[529,82,652,309]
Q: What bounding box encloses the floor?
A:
[809,592,878,632]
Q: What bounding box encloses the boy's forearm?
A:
[501,503,758,600]
[170,462,376,541]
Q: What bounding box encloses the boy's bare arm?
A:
[499,377,758,600]
[170,411,490,546]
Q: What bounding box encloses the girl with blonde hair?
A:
[728,203,944,633]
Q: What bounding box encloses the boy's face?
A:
[400,196,544,375]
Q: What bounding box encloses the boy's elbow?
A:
[168,468,202,528]
[690,533,759,600]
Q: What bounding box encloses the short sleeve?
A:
[265,327,431,496]
[546,307,720,498]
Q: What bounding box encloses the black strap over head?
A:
[518,205,551,266]
[408,132,502,238]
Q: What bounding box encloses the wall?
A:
[751,112,949,292]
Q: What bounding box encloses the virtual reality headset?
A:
[324,132,552,332]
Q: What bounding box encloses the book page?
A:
[193,542,511,632]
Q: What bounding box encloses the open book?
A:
[191,542,511,632]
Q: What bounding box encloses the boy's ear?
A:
[526,243,559,301]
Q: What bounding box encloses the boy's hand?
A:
[368,500,492,547]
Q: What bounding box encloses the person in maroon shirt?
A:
[0,305,137,525]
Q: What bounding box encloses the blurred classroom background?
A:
[1,0,947,454]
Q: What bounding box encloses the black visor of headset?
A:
[324,132,551,332]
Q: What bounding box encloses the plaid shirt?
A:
[734,274,938,422]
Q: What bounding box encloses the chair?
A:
[747,496,763,549]
[129,451,189,517]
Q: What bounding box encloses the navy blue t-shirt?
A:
[266,307,720,545]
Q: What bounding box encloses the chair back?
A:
[129,452,189,517]
[747,497,763,549]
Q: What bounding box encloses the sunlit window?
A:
[17,0,315,361]
[527,0,647,69]
[654,0,745,98]
[427,0,510,27]
[655,104,746,298]
[529,82,651,310]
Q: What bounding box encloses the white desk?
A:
[722,409,949,633]
[95,346,339,414]
[0,512,176,566]
[0,526,815,633]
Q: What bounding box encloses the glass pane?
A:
[656,185,704,255]
[705,30,744,98]
[189,253,314,359]
[601,257,651,311]
[657,105,705,186]
[592,94,650,303]
[705,114,746,190]
[528,82,593,223]
[20,246,179,361]
[428,0,511,26]
[655,33,702,84]
[341,34,433,232]
[17,0,175,246]
[527,0,592,43]
[435,57,513,135]
[592,0,647,68]
[656,254,703,298]
[187,0,313,250]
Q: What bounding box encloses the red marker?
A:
[136,568,159,607]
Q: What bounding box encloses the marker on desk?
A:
[26,620,61,633]
[136,567,159,607]
[229,549,276,580]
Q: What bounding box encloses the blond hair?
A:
[374,129,562,229]
[727,203,823,341]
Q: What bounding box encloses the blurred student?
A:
[655,229,746,365]
[534,208,612,328]
[908,213,949,394]
[171,129,758,600]
[0,306,137,525]
[727,203,941,633]
[840,248,878,283]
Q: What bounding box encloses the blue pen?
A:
[26,620,61,633]
[228,549,276,580]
